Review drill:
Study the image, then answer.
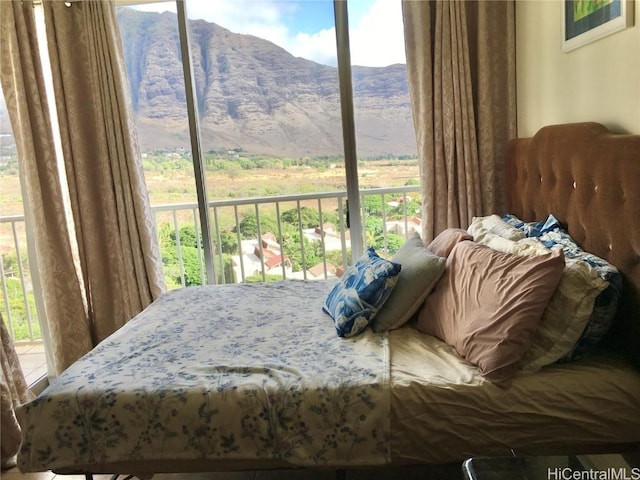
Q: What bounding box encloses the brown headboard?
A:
[504,122,640,368]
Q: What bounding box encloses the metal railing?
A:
[0,214,39,344]
[0,185,421,343]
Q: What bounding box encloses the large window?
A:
[115,0,419,286]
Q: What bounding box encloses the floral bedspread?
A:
[17,281,390,471]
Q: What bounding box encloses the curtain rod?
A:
[31,0,170,6]
[30,0,75,6]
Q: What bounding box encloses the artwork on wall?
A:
[562,0,635,52]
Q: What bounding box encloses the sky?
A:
[131,0,407,67]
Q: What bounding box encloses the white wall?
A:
[516,0,640,136]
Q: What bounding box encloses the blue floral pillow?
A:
[323,248,401,337]
[502,213,622,361]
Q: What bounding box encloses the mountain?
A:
[116,8,417,157]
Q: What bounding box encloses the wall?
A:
[516,0,640,136]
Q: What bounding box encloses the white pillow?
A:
[467,214,525,243]
[519,257,607,372]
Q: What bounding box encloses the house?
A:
[232,234,293,281]
[385,217,422,237]
[306,262,337,279]
[303,223,348,252]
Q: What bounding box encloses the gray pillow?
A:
[371,233,446,333]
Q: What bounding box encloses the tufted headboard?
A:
[504,122,640,368]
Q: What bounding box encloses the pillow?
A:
[469,230,547,257]
[426,228,473,258]
[416,241,565,386]
[472,232,608,372]
[519,257,608,371]
[467,214,525,243]
[323,247,401,337]
[536,229,622,361]
[502,213,562,237]
[371,234,446,333]
[502,213,622,361]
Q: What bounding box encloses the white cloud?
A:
[349,0,406,67]
[290,28,337,65]
[129,0,406,67]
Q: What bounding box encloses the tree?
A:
[280,207,319,229]
[363,195,384,216]
[217,230,239,254]
[163,245,203,287]
[172,225,201,248]
[235,214,278,239]
[378,233,405,256]
[281,231,322,272]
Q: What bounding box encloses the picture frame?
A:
[562,0,635,52]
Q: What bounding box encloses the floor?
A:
[1,464,465,480]
[14,342,48,386]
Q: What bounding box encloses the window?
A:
[115,0,419,286]
[348,0,420,252]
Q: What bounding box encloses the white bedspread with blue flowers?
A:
[17,281,390,472]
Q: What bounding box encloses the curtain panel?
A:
[0,0,93,372]
[402,0,517,241]
[1,0,165,374]
[1,316,35,469]
[43,0,165,347]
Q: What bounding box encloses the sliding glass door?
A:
[115,0,419,286]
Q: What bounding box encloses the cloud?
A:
[290,28,337,66]
[349,0,407,66]
[129,0,405,67]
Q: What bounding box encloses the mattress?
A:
[389,325,640,464]
[17,280,390,472]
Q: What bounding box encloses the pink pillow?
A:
[416,241,565,386]
[427,228,473,257]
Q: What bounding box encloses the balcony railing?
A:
[1,185,421,346]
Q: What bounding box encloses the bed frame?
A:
[505,122,640,370]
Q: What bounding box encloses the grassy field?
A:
[0,158,419,251]
[1,159,419,214]
[143,160,419,207]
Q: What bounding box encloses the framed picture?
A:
[562,0,635,52]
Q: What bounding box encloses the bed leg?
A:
[85,475,93,480]
[335,469,346,480]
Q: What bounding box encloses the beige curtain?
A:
[402,0,517,241]
[0,0,93,372]
[0,0,165,374]
[43,0,165,345]
[1,316,34,469]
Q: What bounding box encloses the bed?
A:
[15,122,640,477]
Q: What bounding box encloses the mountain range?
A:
[116,8,417,157]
